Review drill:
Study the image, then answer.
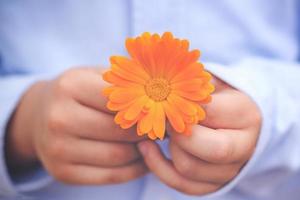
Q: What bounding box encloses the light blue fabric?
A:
[0,0,300,199]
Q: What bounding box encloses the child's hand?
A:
[138,78,262,195]
[6,68,148,185]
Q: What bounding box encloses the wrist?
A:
[5,81,48,170]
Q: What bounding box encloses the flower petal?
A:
[109,88,144,103]
[148,130,157,140]
[153,103,166,139]
[110,56,150,80]
[120,117,140,129]
[180,39,189,51]
[183,124,193,135]
[103,32,214,140]
[198,96,212,104]
[107,100,134,111]
[137,124,145,136]
[126,38,142,61]
[202,83,215,93]
[124,95,149,121]
[102,86,116,97]
[114,110,127,125]
[138,102,155,134]
[167,93,197,116]
[181,113,195,124]
[142,98,155,113]
[140,32,157,76]
[196,105,206,121]
[173,90,209,101]
[162,101,185,133]
[167,50,200,80]
[171,78,204,92]
[115,108,144,129]
[103,71,141,87]
[111,64,146,84]
[161,39,184,77]
[171,62,204,83]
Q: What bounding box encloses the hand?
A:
[137,78,262,195]
[6,68,148,185]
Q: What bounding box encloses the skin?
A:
[6,67,261,195]
[137,78,262,195]
[6,67,148,185]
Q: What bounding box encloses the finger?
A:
[169,141,240,184]
[201,89,255,129]
[138,141,219,196]
[63,68,112,113]
[54,159,148,185]
[54,100,145,142]
[210,76,228,92]
[169,125,255,164]
[60,137,141,167]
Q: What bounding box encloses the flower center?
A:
[145,78,171,101]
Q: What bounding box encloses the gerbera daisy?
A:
[102,32,214,140]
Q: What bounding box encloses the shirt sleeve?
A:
[205,57,300,196]
[168,56,300,199]
[0,73,55,197]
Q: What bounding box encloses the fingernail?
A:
[138,142,148,156]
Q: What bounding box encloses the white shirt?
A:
[0,0,300,199]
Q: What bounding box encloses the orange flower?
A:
[102,32,214,140]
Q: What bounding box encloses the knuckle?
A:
[47,108,67,133]
[168,178,222,196]
[51,165,73,183]
[185,185,220,196]
[54,69,81,94]
[167,180,184,193]
[105,171,122,184]
[242,144,255,161]
[55,76,72,95]
[217,165,240,183]
[109,147,133,165]
[245,99,262,126]
[105,167,141,184]
[115,130,142,143]
[210,139,233,163]
[251,109,262,125]
[227,168,239,181]
[174,157,194,177]
[46,138,68,159]
[113,125,128,137]
[111,125,121,138]
[205,185,221,195]
[121,128,143,142]
[175,187,191,195]
[179,189,202,196]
